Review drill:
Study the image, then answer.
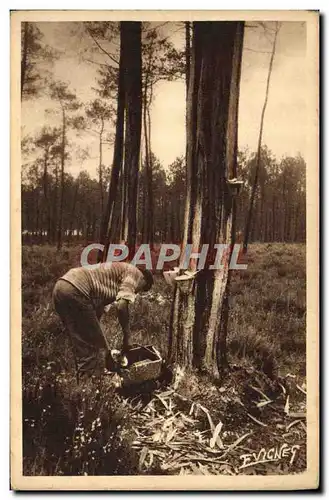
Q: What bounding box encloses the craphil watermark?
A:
[239,443,300,470]
[80,243,248,271]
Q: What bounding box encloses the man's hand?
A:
[116,298,130,352]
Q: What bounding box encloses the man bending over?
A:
[53,262,153,379]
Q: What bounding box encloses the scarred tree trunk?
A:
[169,21,244,377]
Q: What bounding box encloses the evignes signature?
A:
[239,443,300,470]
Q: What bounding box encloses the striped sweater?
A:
[59,262,143,309]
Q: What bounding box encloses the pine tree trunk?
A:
[101,22,126,259]
[52,164,59,244]
[57,107,66,250]
[169,22,244,377]
[143,88,154,248]
[68,181,79,244]
[99,117,105,215]
[121,22,142,250]
[243,23,279,253]
[42,148,52,244]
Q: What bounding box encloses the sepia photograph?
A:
[11,10,319,490]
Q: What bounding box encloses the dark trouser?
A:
[53,279,110,378]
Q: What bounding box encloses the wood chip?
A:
[198,403,215,432]
[197,463,209,475]
[250,385,270,401]
[181,413,196,425]
[279,383,286,395]
[209,421,224,449]
[138,446,148,470]
[288,412,306,419]
[165,427,178,443]
[155,393,169,410]
[286,419,301,431]
[296,384,307,395]
[257,399,273,408]
[162,412,180,429]
[299,421,307,432]
[246,412,267,427]
[222,432,253,457]
[190,463,203,475]
[147,450,154,468]
[158,389,174,398]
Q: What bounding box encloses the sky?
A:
[22,21,307,179]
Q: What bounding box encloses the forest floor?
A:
[21,242,306,476]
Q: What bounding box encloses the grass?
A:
[21,242,306,475]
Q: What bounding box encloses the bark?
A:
[243,23,279,253]
[121,22,142,250]
[169,22,245,377]
[185,22,191,95]
[101,22,126,259]
[216,20,244,374]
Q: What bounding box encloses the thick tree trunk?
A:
[215,20,244,374]
[121,22,142,251]
[101,22,126,260]
[169,22,244,377]
[185,22,191,95]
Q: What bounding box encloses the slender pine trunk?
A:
[243,23,279,253]
[57,106,66,250]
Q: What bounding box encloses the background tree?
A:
[49,81,84,250]
[85,99,114,215]
[21,22,306,249]
[34,126,61,243]
[141,23,185,246]
[21,22,57,99]
[243,22,280,253]
[100,22,143,259]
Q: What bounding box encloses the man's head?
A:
[137,269,154,293]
